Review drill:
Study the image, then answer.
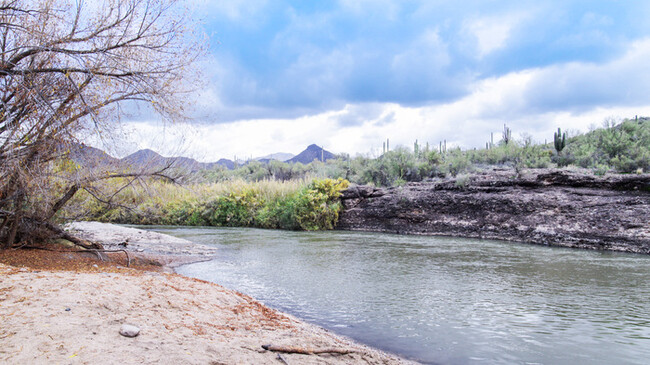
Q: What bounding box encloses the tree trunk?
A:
[4,192,24,249]
[46,184,79,221]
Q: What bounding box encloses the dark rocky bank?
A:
[337,169,650,254]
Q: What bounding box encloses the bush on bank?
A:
[83,178,349,231]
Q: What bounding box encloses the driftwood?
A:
[261,344,356,355]
[0,209,103,251]
[44,221,103,250]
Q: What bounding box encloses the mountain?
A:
[121,150,238,171]
[212,158,235,170]
[254,152,294,162]
[286,144,335,164]
[68,144,335,171]
[68,144,120,167]
[121,149,166,167]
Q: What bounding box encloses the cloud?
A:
[152,36,650,159]
[331,103,386,127]
[463,13,526,58]
[521,38,650,112]
[192,0,269,23]
[139,0,650,146]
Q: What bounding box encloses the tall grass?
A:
[66,178,349,231]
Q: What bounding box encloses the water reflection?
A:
[146,226,650,365]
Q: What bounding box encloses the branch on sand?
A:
[261,344,357,356]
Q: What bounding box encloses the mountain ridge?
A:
[286,144,335,164]
[72,144,334,170]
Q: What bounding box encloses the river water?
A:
[145,226,650,364]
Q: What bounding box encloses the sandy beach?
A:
[0,223,413,364]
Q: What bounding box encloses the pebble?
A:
[120,324,140,338]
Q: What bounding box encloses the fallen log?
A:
[261,344,356,355]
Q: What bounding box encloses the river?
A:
[143,226,650,364]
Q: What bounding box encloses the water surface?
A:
[145,226,650,365]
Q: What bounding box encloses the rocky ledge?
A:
[337,169,650,254]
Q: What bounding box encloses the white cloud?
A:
[114,38,650,160]
[391,28,450,74]
[521,38,650,111]
[463,12,529,58]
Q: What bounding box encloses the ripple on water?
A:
[151,227,650,365]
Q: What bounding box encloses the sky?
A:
[122,0,650,161]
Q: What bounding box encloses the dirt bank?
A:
[0,225,414,364]
[337,169,650,254]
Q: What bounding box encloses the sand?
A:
[0,223,415,364]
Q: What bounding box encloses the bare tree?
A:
[0,0,205,249]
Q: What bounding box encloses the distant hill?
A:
[68,144,335,171]
[212,158,235,170]
[254,152,294,162]
[121,149,235,172]
[122,149,167,167]
[68,144,120,168]
[286,144,335,164]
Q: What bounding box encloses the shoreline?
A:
[338,169,650,254]
[1,222,415,364]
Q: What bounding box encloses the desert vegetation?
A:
[61,178,350,231]
[59,116,648,230]
[199,117,649,187]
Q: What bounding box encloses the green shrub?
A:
[444,149,472,177]
[211,188,263,227]
[293,178,349,231]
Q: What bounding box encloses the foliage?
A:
[293,178,349,230]
[564,118,649,173]
[85,178,350,231]
[195,117,647,191]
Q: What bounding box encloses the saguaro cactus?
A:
[502,124,512,145]
[554,127,566,154]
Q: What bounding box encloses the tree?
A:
[0,0,205,249]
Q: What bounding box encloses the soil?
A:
[0,237,413,364]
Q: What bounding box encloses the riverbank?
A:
[338,169,650,254]
[0,224,413,364]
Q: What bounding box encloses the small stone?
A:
[120,324,140,338]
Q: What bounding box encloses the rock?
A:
[337,169,650,254]
[119,324,140,338]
